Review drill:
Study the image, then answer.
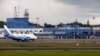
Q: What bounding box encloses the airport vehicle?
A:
[3,25,37,42]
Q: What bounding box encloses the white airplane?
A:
[3,25,37,42]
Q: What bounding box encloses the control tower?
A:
[7,8,36,28]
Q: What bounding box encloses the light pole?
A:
[17,0,20,17]
[93,17,95,39]
[36,17,39,28]
[36,17,39,32]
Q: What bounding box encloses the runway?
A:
[35,39,100,43]
[0,47,100,50]
[0,38,100,43]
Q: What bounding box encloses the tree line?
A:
[0,21,100,28]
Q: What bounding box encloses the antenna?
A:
[17,0,21,17]
[24,9,29,18]
[18,4,20,17]
[14,7,18,18]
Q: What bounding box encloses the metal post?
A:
[74,27,76,39]
[36,17,39,32]
[93,17,95,39]
[93,27,95,39]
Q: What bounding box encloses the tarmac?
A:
[0,38,100,43]
[0,47,100,50]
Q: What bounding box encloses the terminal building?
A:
[4,16,100,39]
[0,8,100,39]
[0,18,100,39]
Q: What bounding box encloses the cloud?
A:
[0,0,85,25]
[0,0,100,25]
[56,0,100,16]
[55,0,100,25]
[56,0,100,8]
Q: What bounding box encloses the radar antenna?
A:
[24,9,29,18]
[14,7,18,18]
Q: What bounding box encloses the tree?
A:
[44,23,55,28]
[0,21,6,28]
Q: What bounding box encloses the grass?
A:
[0,50,100,56]
[0,42,100,47]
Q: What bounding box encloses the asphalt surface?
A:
[35,39,100,43]
[0,47,100,50]
[0,38,100,43]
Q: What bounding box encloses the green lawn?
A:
[0,50,100,56]
[0,42,100,47]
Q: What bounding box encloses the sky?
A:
[0,0,100,25]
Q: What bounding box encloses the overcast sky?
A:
[0,0,100,25]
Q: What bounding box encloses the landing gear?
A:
[16,40,20,42]
[16,40,26,42]
[21,40,29,42]
[31,39,35,41]
[16,39,25,42]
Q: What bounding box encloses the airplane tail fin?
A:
[3,25,12,35]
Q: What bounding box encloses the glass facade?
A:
[7,18,36,28]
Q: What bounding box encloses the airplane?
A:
[3,25,37,42]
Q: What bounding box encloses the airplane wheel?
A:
[21,40,25,42]
[31,39,35,41]
[16,40,20,42]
